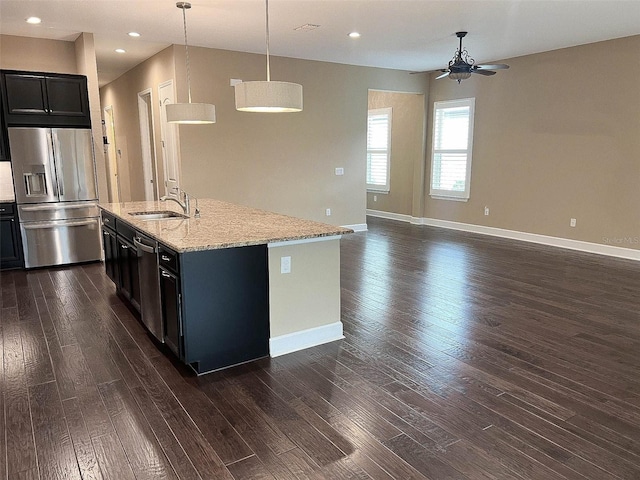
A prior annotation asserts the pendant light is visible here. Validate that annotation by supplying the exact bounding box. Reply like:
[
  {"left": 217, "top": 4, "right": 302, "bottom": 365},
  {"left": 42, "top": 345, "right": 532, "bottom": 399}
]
[
  {"left": 166, "top": 2, "right": 216, "bottom": 124},
  {"left": 234, "top": 0, "right": 303, "bottom": 113}
]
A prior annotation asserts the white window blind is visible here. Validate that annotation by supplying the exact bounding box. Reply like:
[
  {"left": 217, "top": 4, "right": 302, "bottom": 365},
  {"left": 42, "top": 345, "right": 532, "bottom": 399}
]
[
  {"left": 430, "top": 98, "right": 475, "bottom": 200},
  {"left": 367, "top": 107, "right": 392, "bottom": 192}
]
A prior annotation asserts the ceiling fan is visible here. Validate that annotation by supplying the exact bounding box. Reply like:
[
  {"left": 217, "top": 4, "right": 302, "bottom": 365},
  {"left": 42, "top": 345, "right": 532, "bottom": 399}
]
[{"left": 436, "top": 32, "right": 509, "bottom": 83}]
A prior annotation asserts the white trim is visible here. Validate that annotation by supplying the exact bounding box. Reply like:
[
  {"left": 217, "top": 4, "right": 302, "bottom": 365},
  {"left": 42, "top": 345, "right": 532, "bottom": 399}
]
[
  {"left": 270, "top": 321, "right": 344, "bottom": 357},
  {"left": 366, "top": 210, "right": 640, "bottom": 261},
  {"left": 429, "top": 195, "right": 469, "bottom": 202},
  {"left": 343, "top": 223, "right": 368, "bottom": 232},
  {"left": 367, "top": 209, "right": 425, "bottom": 225},
  {"left": 268, "top": 235, "right": 341, "bottom": 249}
]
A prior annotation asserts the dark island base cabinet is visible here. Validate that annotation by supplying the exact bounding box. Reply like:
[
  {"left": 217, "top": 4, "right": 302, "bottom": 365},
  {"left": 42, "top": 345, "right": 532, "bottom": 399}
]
[
  {"left": 100, "top": 211, "right": 140, "bottom": 312},
  {"left": 160, "top": 245, "right": 270, "bottom": 374}
]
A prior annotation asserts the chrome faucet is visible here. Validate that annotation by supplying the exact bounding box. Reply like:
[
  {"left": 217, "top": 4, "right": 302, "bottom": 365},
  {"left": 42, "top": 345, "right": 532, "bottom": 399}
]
[{"left": 160, "top": 189, "right": 190, "bottom": 216}]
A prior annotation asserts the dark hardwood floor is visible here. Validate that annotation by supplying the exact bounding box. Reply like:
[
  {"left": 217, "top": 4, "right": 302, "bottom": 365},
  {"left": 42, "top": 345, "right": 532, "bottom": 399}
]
[{"left": 1, "top": 215, "right": 640, "bottom": 479}]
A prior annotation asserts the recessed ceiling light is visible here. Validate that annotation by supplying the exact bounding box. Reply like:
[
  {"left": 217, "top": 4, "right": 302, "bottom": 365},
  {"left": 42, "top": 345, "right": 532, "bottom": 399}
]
[
  {"left": 26, "top": 17, "right": 41, "bottom": 24},
  {"left": 348, "top": 31, "right": 361, "bottom": 38},
  {"left": 128, "top": 32, "right": 141, "bottom": 37},
  {"left": 115, "top": 48, "right": 126, "bottom": 54}
]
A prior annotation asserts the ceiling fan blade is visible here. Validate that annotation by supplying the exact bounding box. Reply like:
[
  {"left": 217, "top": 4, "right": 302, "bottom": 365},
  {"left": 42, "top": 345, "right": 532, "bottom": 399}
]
[
  {"left": 475, "top": 64, "right": 510, "bottom": 70},
  {"left": 472, "top": 69, "right": 496, "bottom": 76},
  {"left": 409, "top": 71, "right": 429, "bottom": 75},
  {"left": 435, "top": 71, "right": 450, "bottom": 79}
]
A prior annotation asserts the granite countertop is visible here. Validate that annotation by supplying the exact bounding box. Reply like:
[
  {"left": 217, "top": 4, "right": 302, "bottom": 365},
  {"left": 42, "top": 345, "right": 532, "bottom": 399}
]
[{"left": 99, "top": 199, "right": 353, "bottom": 253}]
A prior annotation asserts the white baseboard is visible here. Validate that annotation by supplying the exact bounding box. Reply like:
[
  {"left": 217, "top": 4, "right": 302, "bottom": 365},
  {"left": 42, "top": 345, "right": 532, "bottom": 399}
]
[
  {"left": 270, "top": 321, "right": 344, "bottom": 357},
  {"left": 343, "top": 223, "right": 368, "bottom": 232},
  {"left": 366, "top": 209, "right": 640, "bottom": 261}
]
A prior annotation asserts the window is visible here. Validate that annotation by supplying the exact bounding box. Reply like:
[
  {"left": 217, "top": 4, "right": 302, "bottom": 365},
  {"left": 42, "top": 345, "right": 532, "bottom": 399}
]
[
  {"left": 430, "top": 98, "right": 475, "bottom": 200},
  {"left": 366, "top": 107, "right": 392, "bottom": 192}
]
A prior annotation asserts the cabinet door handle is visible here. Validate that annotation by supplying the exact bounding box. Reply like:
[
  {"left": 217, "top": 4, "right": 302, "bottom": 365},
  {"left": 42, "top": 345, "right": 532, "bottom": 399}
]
[
  {"left": 103, "top": 218, "right": 110, "bottom": 224},
  {"left": 161, "top": 255, "right": 171, "bottom": 261},
  {"left": 0, "top": 208, "right": 6, "bottom": 212},
  {"left": 161, "top": 270, "right": 172, "bottom": 278},
  {"left": 121, "top": 244, "right": 128, "bottom": 250}
]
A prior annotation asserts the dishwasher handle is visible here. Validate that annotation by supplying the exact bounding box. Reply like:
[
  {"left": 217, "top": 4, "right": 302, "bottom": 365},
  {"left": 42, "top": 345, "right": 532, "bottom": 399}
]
[{"left": 134, "top": 236, "right": 157, "bottom": 254}]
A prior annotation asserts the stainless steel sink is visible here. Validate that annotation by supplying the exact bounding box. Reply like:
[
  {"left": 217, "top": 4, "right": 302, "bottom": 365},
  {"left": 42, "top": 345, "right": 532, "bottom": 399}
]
[{"left": 128, "top": 210, "right": 188, "bottom": 220}]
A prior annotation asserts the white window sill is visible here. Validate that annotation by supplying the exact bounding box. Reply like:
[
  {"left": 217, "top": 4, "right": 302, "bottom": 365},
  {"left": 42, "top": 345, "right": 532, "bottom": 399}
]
[
  {"left": 367, "top": 189, "right": 389, "bottom": 194},
  {"left": 429, "top": 194, "right": 469, "bottom": 202}
]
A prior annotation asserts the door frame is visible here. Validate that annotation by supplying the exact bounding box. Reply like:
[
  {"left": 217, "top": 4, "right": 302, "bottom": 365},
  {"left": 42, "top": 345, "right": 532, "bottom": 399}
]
[
  {"left": 102, "top": 105, "right": 121, "bottom": 203},
  {"left": 137, "top": 88, "right": 159, "bottom": 201},
  {"left": 158, "top": 79, "right": 180, "bottom": 198}
]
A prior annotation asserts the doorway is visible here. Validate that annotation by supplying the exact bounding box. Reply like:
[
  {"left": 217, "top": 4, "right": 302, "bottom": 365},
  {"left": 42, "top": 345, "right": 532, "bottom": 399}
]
[
  {"left": 158, "top": 80, "right": 180, "bottom": 197},
  {"left": 137, "top": 89, "right": 159, "bottom": 201},
  {"left": 366, "top": 90, "right": 426, "bottom": 219},
  {"left": 103, "top": 105, "right": 121, "bottom": 203}
]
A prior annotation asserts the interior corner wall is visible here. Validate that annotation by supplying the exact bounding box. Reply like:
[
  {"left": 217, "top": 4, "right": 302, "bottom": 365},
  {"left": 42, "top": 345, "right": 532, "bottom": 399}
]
[
  {"left": 366, "top": 90, "right": 426, "bottom": 217},
  {"left": 75, "top": 33, "right": 109, "bottom": 203},
  {"left": 424, "top": 35, "right": 640, "bottom": 251},
  {"left": 99, "top": 46, "right": 177, "bottom": 202},
  {"left": 173, "top": 46, "right": 428, "bottom": 227},
  {"left": 0, "top": 34, "right": 78, "bottom": 73}
]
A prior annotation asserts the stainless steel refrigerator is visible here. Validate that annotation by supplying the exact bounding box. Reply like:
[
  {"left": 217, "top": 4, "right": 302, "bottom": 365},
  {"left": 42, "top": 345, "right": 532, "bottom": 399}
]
[{"left": 8, "top": 127, "right": 102, "bottom": 268}]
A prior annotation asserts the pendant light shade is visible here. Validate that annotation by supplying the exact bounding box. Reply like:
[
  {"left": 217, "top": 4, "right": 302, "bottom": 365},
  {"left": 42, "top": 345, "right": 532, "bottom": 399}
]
[
  {"left": 166, "top": 102, "right": 216, "bottom": 124},
  {"left": 168, "top": 2, "right": 216, "bottom": 124},
  {"left": 234, "top": 0, "right": 303, "bottom": 113},
  {"left": 235, "top": 81, "right": 302, "bottom": 112}
]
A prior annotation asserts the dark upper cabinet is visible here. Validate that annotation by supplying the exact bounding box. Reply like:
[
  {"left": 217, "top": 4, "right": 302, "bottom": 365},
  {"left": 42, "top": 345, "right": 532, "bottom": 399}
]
[{"left": 1, "top": 71, "right": 90, "bottom": 127}]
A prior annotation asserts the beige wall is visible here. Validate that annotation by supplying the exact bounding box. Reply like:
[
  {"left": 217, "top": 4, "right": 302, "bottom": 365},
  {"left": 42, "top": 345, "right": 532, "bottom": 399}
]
[
  {"left": 75, "top": 33, "right": 108, "bottom": 202},
  {"left": 366, "top": 90, "right": 426, "bottom": 217},
  {"left": 0, "top": 35, "right": 77, "bottom": 74},
  {"left": 99, "top": 46, "right": 176, "bottom": 202},
  {"left": 173, "top": 46, "right": 428, "bottom": 226},
  {"left": 268, "top": 239, "right": 341, "bottom": 338},
  {"left": 425, "top": 35, "right": 640, "bottom": 250}
]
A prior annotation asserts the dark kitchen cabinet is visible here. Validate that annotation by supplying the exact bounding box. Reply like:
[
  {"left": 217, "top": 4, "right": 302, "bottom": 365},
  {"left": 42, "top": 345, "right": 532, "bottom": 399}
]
[
  {"left": 1, "top": 71, "right": 90, "bottom": 127},
  {"left": 0, "top": 203, "right": 24, "bottom": 270},
  {"left": 102, "top": 226, "right": 118, "bottom": 283},
  {"left": 101, "top": 211, "right": 140, "bottom": 312},
  {"left": 0, "top": 90, "right": 8, "bottom": 161},
  {"left": 159, "top": 263, "right": 183, "bottom": 358}
]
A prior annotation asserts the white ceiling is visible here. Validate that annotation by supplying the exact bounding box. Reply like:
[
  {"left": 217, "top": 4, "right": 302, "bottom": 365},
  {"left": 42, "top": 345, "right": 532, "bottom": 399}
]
[{"left": 1, "top": 0, "right": 639, "bottom": 86}]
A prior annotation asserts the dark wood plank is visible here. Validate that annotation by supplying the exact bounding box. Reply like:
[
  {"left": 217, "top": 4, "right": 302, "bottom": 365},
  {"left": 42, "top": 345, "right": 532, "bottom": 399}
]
[
  {"left": 29, "top": 380, "right": 82, "bottom": 479},
  {"left": 62, "top": 397, "right": 105, "bottom": 480},
  {"left": 2, "top": 322, "right": 37, "bottom": 474},
  {"left": 97, "top": 379, "right": 178, "bottom": 480},
  {"left": 91, "top": 432, "right": 136, "bottom": 480}
]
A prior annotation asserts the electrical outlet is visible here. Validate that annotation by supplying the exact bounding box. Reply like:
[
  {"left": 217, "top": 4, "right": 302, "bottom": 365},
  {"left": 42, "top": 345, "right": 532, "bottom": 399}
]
[
  {"left": 335, "top": 167, "right": 344, "bottom": 176},
  {"left": 373, "top": 195, "right": 377, "bottom": 202},
  {"left": 280, "top": 256, "right": 291, "bottom": 274},
  {"left": 325, "top": 208, "right": 331, "bottom": 216},
  {"left": 570, "top": 218, "right": 576, "bottom": 227},
  {"left": 484, "top": 206, "right": 490, "bottom": 216}
]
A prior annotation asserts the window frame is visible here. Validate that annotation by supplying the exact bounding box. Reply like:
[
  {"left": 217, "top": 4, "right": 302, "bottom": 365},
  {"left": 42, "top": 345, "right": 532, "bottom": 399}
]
[
  {"left": 366, "top": 107, "right": 392, "bottom": 193},
  {"left": 429, "top": 98, "right": 475, "bottom": 201}
]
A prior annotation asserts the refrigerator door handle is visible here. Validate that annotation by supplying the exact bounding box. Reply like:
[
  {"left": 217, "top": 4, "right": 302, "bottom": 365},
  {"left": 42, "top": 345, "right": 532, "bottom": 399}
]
[
  {"left": 21, "top": 204, "right": 91, "bottom": 212},
  {"left": 22, "top": 220, "right": 97, "bottom": 230},
  {"left": 51, "top": 132, "right": 64, "bottom": 196},
  {"left": 46, "top": 131, "right": 61, "bottom": 198}
]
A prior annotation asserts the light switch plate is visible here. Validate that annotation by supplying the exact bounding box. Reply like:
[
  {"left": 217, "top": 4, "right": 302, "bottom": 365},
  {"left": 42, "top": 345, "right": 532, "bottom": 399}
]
[
  {"left": 335, "top": 167, "right": 344, "bottom": 176},
  {"left": 280, "top": 256, "right": 291, "bottom": 274}
]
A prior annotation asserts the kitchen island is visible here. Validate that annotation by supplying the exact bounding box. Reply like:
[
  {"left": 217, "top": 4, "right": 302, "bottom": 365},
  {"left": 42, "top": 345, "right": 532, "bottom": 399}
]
[{"left": 99, "top": 199, "right": 352, "bottom": 374}]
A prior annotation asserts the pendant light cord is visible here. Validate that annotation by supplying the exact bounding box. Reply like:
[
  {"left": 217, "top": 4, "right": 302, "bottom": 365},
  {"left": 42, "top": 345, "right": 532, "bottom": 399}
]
[
  {"left": 181, "top": 4, "right": 192, "bottom": 103},
  {"left": 265, "top": 0, "right": 271, "bottom": 82}
]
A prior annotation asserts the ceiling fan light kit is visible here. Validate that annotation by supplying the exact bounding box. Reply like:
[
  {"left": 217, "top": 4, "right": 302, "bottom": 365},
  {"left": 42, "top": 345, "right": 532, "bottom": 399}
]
[
  {"left": 234, "top": 0, "right": 303, "bottom": 113},
  {"left": 166, "top": 1, "right": 217, "bottom": 124},
  {"left": 438, "top": 31, "right": 509, "bottom": 84}
]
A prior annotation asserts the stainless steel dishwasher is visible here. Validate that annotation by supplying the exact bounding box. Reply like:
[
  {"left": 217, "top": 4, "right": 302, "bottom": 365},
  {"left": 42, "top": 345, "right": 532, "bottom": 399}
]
[{"left": 134, "top": 232, "right": 164, "bottom": 342}]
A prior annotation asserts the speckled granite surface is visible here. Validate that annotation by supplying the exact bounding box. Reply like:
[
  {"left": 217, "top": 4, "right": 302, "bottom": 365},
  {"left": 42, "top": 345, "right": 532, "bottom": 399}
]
[{"left": 99, "top": 199, "right": 353, "bottom": 253}]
